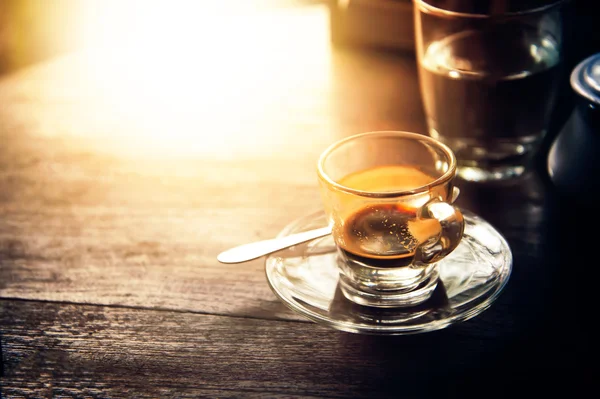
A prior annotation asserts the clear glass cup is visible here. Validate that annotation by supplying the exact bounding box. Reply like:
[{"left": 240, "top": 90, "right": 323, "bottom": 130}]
[
  {"left": 413, "top": 0, "right": 566, "bottom": 182},
  {"left": 317, "top": 131, "right": 464, "bottom": 308}
]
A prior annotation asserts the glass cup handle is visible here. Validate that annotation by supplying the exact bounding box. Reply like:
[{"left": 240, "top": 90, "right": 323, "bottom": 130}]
[{"left": 414, "top": 199, "right": 465, "bottom": 265}]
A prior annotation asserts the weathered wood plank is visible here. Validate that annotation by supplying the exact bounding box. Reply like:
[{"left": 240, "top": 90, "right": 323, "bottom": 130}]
[
  {"left": 0, "top": 299, "right": 547, "bottom": 398},
  {"left": 1, "top": 300, "right": 592, "bottom": 398},
  {"left": 0, "top": 151, "right": 319, "bottom": 321}
]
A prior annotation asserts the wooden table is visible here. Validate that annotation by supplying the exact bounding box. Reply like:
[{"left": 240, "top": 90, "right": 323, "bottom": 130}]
[{"left": 0, "top": 4, "right": 595, "bottom": 398}]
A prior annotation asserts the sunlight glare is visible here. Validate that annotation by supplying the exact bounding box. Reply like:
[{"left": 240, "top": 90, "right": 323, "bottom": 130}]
[{"left": 77, "top": 0, "right": 332, "bottom": 159}]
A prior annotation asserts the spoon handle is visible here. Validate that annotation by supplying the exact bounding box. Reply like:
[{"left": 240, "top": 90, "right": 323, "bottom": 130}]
[{"left": 217, "top": 226, "right": 332, "bottom": 264}]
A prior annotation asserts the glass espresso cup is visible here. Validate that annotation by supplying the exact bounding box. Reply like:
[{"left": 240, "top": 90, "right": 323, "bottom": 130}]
[{"left": 317, "top": 131, "right": 464, "bottom": 308}]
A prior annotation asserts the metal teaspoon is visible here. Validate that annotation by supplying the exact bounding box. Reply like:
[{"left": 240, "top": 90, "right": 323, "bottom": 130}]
[{"left": 217, "top": 226, "right": 332, "bottom": 264}]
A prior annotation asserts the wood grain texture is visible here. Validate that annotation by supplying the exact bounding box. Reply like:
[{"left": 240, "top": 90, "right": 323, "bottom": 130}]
[
  {"left": 0, "top": 142, "right": 318, "bottom": 321},
  {"left": 1, "top": 300, "right": 591, "bottom": 399}
]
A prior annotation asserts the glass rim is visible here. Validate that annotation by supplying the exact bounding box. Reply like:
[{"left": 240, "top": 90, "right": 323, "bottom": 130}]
[
  {"left": 413, "top": 0, "right": 567, "bottom": 19},
  {"left": 317, "top": 131, "right": 457, "bottom": 198}
]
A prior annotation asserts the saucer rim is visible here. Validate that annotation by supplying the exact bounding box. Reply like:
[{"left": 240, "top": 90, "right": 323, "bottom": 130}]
[{"left": 265, "top": 209, "right": 513, "bottom": 335}]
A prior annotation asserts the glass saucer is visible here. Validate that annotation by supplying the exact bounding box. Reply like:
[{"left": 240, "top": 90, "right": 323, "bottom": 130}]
[{"left": 265, "top": 209, "right": 512, "bottom": 335}]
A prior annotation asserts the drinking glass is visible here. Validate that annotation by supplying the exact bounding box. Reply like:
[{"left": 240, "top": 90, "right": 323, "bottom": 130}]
[
  {"left": 317, "top": 131, "right": 464, "bottom": 307},
  {"left": 414, "top": 0, "right": 566, "bottom": 182}
]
